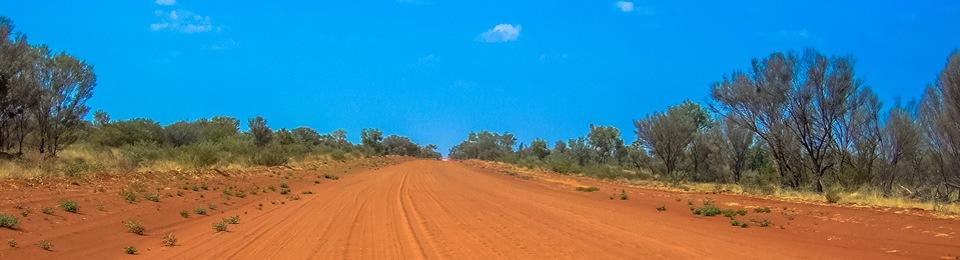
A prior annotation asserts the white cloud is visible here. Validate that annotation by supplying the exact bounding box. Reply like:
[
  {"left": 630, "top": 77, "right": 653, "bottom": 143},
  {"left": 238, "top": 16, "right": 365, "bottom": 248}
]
[
  {"left": 155, "top": 0, "right": 176, "bottom": 6},
  {"left": 150, "top": 10, "right": 215, "bottom": 34},
  {"left": 615, "top": 1, "right": 634, "bottom": 12},
  {"left": 478, "top": 24, "right": 521, "bottom": 43}
]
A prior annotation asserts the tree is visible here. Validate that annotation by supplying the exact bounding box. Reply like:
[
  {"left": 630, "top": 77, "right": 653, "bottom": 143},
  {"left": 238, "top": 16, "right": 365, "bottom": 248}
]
[
  {"left": 248, "top": 116, "right": 272, "bottom": 147},
  {"left": 448, "top": 131, "right": 515, "bottom": 161},
  {"left": 881, "top": 105, "right": 922, "bottom": 194},
  {"left": 918, "top": 51, "right": 960, "bottom": 195},
  {"left": 721, "top": 116, "right": 753, "bottom": 183},
  {"left": 520, "top": 139, "right": 549, "bottom": 160},
  {"left": 291, "top": 127, "right": 321, "bottom": 145},
  {"left": 36, "top": 52, "right": 96, "bottom": 156},
  {"left": 382, "top": 135, "right": 420, "bottom": 156},
  {"left": 587, "top": 124, "right": 625, "bottom": 164},
  {"left": 635, "top": 101, "right": 706, "bottom": 178},
  {"left": 360, "top": 128, "right": 384, "bottom": 155},
  {"left": 712, "top": 52, "right": 804, "bottom": 189},
  {"left": 567, "top": 136, "right": 592, "bottom": 166}
]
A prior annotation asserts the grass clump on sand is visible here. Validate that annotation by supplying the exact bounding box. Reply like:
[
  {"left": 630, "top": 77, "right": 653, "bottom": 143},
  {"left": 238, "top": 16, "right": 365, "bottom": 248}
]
[
  {"left": 0, "top": 214, "right": 19, "bottom": 229},
  {"left": 59, "top": 200, "right": 79, "bottom": 213},
  {"left": 692, "top": 202, "right": 722, "bottom": 217},
  {"left": 575, "top": 186, "right": 599, "bottom": 192},
  {"left": 213, "top": 221, "right": 229, "bottom": 232},
  {"left": 124, "top": 220, "right": 146, "bottom": 235}
]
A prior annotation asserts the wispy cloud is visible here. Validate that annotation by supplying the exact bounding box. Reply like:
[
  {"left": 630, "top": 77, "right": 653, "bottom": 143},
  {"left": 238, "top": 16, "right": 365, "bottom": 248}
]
[
  {"left": 478, "top": 24, "right": 521, "bottom": 43},
  {"left": 150, "top": 10, "right": 215, "bottom": 34},
  {"left": 155, "top": 0, "right": 176, "bottom": 6},
  {"left": 615, "top": 1, "right": 634, "bottom": 12}
]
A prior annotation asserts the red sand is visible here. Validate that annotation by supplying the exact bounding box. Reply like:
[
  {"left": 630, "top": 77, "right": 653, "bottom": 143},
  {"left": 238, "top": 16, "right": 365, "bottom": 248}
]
[{"left": 1, "top": 159, "right": 958, "bottom": 259}]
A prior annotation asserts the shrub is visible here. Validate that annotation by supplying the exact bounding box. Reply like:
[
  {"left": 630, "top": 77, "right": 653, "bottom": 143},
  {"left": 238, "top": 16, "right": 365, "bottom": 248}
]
[
  {"left": 121, "top": 189, "right": 137, "bottom": 203},
  {"left": 722, "top": 209, "right": 737, "bottom": 218},
  {"left": 825, "top": 189, "right": 842, "bottom": 203},
  {"left": 280, "top": 188, "right": 291, "bottom": 195},
  {"left": 279, "top": 182, "right": 289, "bottom": 189},
  {"left": 752, "top": 218, "right": 771, "bottom": 227},
  {"left": 38, "top": 240, "right": 53, "bottom": 251},
  {"left": 42, "top": 207, "right": 54, "bottom": 215},
  {"left": 124, "top": 220, "right": 146, "bottom": 235},
  {"left": 180, "top": 210, "right": 190, "bottom": 218},
  {"left": 224, "top": 215, "right": 240, "bottom": 224},
  {"left": 59, "top": 200, "right": 79, "bottom": 213},
  {"left": 736, "top": 209, "right": 748, "bottom": 216},
  {"left": 162, "top": 233, "right": 177, "bottom": 247},
  {"left": 730, "top": 220, "right": 748, "bottom": 228},
  {"left": 575, "top": 186, "right": 599, "bottom": 192},
  {"left": 692, "top": 203, "right": 722, "bottom": 216},
  {"left": 754, "top": 207, "right": 771, "bottom": 213},
  {"left": 144, "top": 193, "right": 160, "bottom": 202},
  {"left": 302, "top": 191, "right": 314, "bottom": 195},
  {"left": 7, "top": 239, "right": 16, "bottom": 248},
  {"left": 656, "top": 206, "right": 667, "bottom": 212},
  {"left": 323, "top": 174, "right": 340, "bottom": 180},
  {"left": 195, "top": 208, "right": 207, "bottom": 215},
  {"left": 252, "top": 145, "right": 288, "bottom": 166},
  {"left": 179, "top": 142, "right": 220, "bottom": 168},
  {"left": 619, "top": 189, "right": 629, "bottom": 200},
  {"left": 125, "top": 246, "right": 138, "bottom": 255},
  {"left": 213, "top": 221, "right": 228, "bottom": 232},
  {"left": 0, "top": 214, "right": 19, "bottom": 229}
]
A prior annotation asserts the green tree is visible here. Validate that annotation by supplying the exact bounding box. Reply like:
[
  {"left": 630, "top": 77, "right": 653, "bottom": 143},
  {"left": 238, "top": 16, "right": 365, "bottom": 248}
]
[{"left": 248, "top": 116, "right": 272, "bottom": 147}]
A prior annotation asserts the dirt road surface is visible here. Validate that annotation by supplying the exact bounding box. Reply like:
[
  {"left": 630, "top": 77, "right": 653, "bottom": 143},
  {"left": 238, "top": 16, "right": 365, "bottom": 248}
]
[{"left": 1, "top": 159, "right": 958, "bottom": 259}]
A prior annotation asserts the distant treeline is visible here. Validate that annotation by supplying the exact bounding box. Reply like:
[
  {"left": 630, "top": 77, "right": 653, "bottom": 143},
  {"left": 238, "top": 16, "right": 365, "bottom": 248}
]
[
  {"left": 451, "top": 49, "right": 960, "bottom": 202},
  {"left": 0, "top": 17, "right": 439, "bottom": 172}
]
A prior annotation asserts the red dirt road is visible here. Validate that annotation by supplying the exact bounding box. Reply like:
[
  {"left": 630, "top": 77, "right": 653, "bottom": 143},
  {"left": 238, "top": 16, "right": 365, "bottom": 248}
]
[{"left": 2, "top": 159, "right": 959, "bottom": 259}]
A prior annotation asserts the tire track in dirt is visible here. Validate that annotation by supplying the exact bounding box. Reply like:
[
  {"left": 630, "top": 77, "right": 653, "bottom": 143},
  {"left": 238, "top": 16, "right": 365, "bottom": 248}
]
[{"left": 12, "top": 159, "right": 955, "bottom": 259}]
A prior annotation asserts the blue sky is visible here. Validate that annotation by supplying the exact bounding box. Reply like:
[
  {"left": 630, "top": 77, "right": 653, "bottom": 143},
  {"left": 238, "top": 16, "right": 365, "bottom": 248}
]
[{"left": 2, "top": 0, "right": 959, "bottom": 153}]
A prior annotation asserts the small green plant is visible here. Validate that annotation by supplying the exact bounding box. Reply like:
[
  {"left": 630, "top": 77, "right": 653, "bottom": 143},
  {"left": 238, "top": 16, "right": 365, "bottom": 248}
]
[
  {"left": 213, "top": 221, "right": 228, "bottom": 232},
  {"left": 754, "top": 207, "right": 771, "bottom": 213},
  {"left": 124, "top": 220, "right": 146, "bottom": 235},
  {"left": 224, "top": 215, "right": 240, "bottom": 224},
  {"left": 736, "top": 209, "right": 748, "bottom": 216},
  {"left": 41, "top": 207, "right": 54, "bottom": 215},
  {"left": 162, "top": 233, "right": 177, "bottom": 247},
  {"left": 280, "top": 188, "right": 291, "bottom": 195},
  {"left": 279, "top": 182, "right": 290, "bottom": 189},
  {"left": 656, "top": 206, "right": 667, "bottom": 212},
  {"left": 59, "top": 200, "right": 79, "bottom": 213},
  {"left": 121, "top": 189, "right": 137, "bottom": 203},
  {"left": 730, "top": 219, "right": 748, "bottom": 228},
  {"left": 180, "top": 210, "right": 190, "bottom": 218},
  {"left": 38, "top": 240, "right": 53, "bottom": 251},
  {"left": 0, "top": 214, "right": 19, "bottom": 229},
  {"left": 825, "top": 189, "right": 842, "bottom": 203},
  {"left": 575, "top": 186, "right": 599, "bottom": 192},
  {"left": 722, "top": 209, "right": 737, "bottom": 218},
  {"left": 125, "top": 246, "right": 138, "bottom": 255},
  {"left": 619, "top": 190, "right": 628, "bottom": 200},
  {"left": 7, "top": 239, "right": 16, "bottom": 248},
  {"left": 692, "top": 203, "right": 722, "bottom": 217},
  {"left": 144, "top": 193, "right": 160, "bottom": 202},
  {"left": 195, "top": 207, "right": 207, "bottom": 215},
  {"left": 752, "top": 218, "right": 771, "bottom": 227}
]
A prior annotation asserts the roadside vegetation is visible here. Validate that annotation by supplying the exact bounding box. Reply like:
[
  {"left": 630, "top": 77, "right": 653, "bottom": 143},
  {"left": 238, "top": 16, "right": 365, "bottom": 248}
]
[
  {"left": 0, "top": 17, "right": 440, "bottom": 180},
  {"left": 450, "top": 49, "right": 960, "bottom": 215}
]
